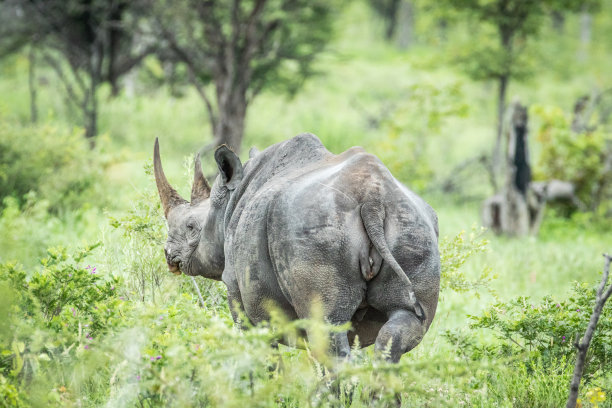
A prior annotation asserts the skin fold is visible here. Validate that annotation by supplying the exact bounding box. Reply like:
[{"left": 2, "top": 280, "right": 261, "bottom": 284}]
[{"left": 154, "top": 133, "right": 440, "bottom": 362}]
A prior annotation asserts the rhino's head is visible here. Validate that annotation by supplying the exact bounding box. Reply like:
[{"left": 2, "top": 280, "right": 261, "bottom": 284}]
[{"left": 153, "top": 138, "right": 243, "bottom": 280}]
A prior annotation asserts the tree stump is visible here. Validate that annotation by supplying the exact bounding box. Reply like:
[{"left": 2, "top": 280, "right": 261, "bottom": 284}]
[{"left": 482, "top": 101, "right": 546, "bottom": 236}]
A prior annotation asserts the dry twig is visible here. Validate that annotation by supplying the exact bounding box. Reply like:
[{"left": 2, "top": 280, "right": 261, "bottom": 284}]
[{"left": 566, "top": 253, "right": 612, "bottom": 408}]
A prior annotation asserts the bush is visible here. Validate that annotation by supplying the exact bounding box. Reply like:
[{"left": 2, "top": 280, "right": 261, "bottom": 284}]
[
  {"left": 0, "top": 119, "right": 103, "bottom": 212},
  {"left": 0, "top": 244, "right": 126, "bottom": 407},
  {"left": 0, "top": 161, "right": 497, "bottom": 407},
  {"left": 531, "top": 104, "right": 612, "bottom": 216},
  {"left": 440, "top": 227, "right": 495, "bottom": 296},
  {"left": 0, "top": 241, "right": 483, "bottom": 408},
  {"left": 445, "top": 281, "right": 612, "bottom": 405}
]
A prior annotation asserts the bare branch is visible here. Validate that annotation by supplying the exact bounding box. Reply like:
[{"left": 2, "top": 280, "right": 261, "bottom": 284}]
[
  {"left": 190, "top": 276, "right": 206, "bottom": 308},
  {"left": 243, "top": 0, "right": 267, "bottom": 62},
  {"left": 112, "top": 44, "right": 157, "bottom": 78},
  {"left": 566, "top": 254, "right": 612, "bottom": 408},
  {"left": 159, "top": 23, "right": 218, "bottom": 129}
]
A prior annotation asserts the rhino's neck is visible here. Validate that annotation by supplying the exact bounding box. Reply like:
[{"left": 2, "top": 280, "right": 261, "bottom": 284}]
[{"left": 191, "top": 198, "right": 228, "bottom": 280}]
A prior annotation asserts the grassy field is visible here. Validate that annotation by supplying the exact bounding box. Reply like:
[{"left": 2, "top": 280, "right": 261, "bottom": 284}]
[{"left": 1, "top": 1, "right": 611, "bottom": 407}]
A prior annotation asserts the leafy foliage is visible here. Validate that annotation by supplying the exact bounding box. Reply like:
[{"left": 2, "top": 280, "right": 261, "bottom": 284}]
[
  {"left": 0, "top": 244, "right": 126, "bottom": 407},
  {"left": 0, "top": 238, "right": 488, "bottom": 407},
  {"left": 440, "top": 227, "right": 495, "bottom": 295},
  {"left": 443, "top": 0, "right": 591, "bottom": 82},
  {"left": 153, "top": 0, "right": 338, "bottom": 98},
  {"left": 532, "top": 104, "right": 612, "bottom": 214},
  {"left": 373, "top": 82, "right": 469, "bottom": 191},
  {"left": 0, "top": 120, "right": 102, "bottom": 212},
  {"left": 445, "top": 281, "right": 612, "bottom": 404}
]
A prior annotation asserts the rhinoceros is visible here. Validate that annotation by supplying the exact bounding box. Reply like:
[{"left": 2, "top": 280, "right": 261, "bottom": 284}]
[{"left": 154, "top": 133, "right": 440, "bottom": 362}]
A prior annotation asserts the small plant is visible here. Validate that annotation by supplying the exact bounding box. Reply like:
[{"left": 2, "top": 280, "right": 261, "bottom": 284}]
[
  {"left": 440, "top": 226, "right": 495, "bottom": 296},
  {"left": 108, "top": 161, "right": 170, "bottom": 303}
]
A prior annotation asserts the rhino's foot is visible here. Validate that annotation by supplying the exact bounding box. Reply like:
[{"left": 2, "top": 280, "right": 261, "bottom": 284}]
[{"left": 374, "top": 309, "right": 424, "bottom": 363}]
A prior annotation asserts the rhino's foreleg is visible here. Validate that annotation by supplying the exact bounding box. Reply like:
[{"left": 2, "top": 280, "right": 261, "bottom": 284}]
[
  {"left": 375, "top": 309, "right": 424, "bottom": 363},
  {"left": 223, "top": 272, "right": 249, "bottom": 329},
  {"left": 228, "top": 293, "right": 249, "bottom": 330}
]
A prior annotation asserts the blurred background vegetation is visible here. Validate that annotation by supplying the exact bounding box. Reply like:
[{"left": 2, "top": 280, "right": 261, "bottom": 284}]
[{"left": 0, "top": 0, "right": 611, "bottom": 406}]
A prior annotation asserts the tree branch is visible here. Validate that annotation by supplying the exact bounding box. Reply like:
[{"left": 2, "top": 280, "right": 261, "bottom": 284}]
[
  {"left": 160, "top": 24, "right": 218, "bottom": 129},
  {"left": 566, "top": 254, "right": 612, "bottom": 408},
  {"left": 112, "top": 44, "right": 157, "bottom": 78},
  {"left": 42, "top": 51, "right": 83, "bottom": 111},
  {"left": 187, "top": 66, "right": 218, "bottom": 132}
]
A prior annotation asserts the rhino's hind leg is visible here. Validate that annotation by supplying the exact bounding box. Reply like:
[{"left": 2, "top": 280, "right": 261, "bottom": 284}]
[
  {"left": 330, "top": 330, "right": 351, "bottom": 358},
  {"left": 375, "top": 309, "right": 425, "bottom": 363}
]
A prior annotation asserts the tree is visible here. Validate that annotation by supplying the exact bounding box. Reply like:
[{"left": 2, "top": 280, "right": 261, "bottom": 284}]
[
  {"left": 443, "top": 0, "right": 596, "bottom": 189},
  {"left": 368, "top": 0, "right": 414, "bottom": 48},
  {"left": 150, "top": 0, "right": 338, "bottom": 153},
  {"left": 0, "top": 0, "right": 155, "bottom": 142},
  {"left": 369, "top": 0, "right": 401, "bottom": 41}
]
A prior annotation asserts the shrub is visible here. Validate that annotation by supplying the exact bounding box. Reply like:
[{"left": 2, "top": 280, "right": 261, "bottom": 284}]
[
  {"left": 440, "top": 227, "right": 495, "bottom": 296},
  {"left": 0, "top": 244, "right": 126, "bottom": 407},
  {"left": 445, "top": 281, "right": 612, "bottom": 405},
  {"left": 531, "top": 104, "right": 611, "bottom": 216},
  {"left": 0, "top": 119, "right": 103, "bottom": 212}
]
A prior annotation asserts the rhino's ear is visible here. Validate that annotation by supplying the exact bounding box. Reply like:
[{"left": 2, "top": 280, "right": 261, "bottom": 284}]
[{"left": 214, "top": 145, "right": 243, "bottom": 191}]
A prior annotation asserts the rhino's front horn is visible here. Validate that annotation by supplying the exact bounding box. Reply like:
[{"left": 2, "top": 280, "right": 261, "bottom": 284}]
[
  {"left": 153, "top": 138, "right": 188, "bottom": 217},
  {"left": 191, "top": 151, "right": 211, "bottom": 205}
]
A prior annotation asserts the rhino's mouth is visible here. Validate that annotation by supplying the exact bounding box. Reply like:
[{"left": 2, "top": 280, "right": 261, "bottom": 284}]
[{"left": 167, "top": 261, "right": 182, "bottom": 275}]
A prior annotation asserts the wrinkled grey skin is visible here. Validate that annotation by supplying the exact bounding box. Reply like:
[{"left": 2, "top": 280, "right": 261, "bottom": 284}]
[{"left": 154, "top": 134, "right": 440, "bottom": 362}]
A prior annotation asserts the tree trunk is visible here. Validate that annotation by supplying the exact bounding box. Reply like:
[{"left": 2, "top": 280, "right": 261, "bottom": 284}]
[
  {"left": 384, "top": 0, "right": 401, "bottom": 41},
  {"left": 566, "top": 254, "right": 612, "bottom": 408},
  {"left": 578, "top": 8, "right": 591, "bottom": 62},
  {"left": 551, "top": 11, "right": 565, "bottom": 34},
  {"left": 492, "top": 74, "right": 509, "bottom": 191},
  {"left": 28, "top": 46, "right": 38, "bottom": 124},
  {"left": 84, "top": 73, "right": 98, "bottom": 147},
  {"left": 396, "top": 0, "right": 414, "bottom": 49},
  {"left": 84, "top": 43, "right": 102, "bottom": 147},
  {"left": 438, "top": 19, "right": 448, "bottom": 43},
  {"left": 214, "top": 84, "right": 247, "bottom": 154},
  {"left": 85, "top": 107, "right": 97, "bottom": 147}
]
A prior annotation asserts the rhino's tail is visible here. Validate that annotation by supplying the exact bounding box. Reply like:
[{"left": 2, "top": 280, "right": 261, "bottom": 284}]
[{"left": 360, "top": 201, "right": 424, "bottom": 319}]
